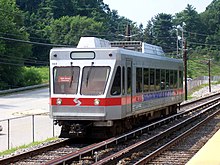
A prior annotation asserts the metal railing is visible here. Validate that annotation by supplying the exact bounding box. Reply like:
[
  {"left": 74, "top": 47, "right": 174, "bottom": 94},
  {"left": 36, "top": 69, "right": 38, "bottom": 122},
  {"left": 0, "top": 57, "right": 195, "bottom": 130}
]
[
  {"left": 0, "top": 113, "right": 60, "bottom": 152},
  {"left": 187, "top": 76, "right": 220, "bottom": 91}
]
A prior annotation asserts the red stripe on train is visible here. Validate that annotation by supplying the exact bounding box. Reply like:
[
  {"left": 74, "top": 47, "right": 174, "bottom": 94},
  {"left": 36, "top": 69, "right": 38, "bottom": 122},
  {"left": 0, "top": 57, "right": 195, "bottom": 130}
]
[
  {"left": 50, "top": 97, "right": 123, "bottom": 106},
  {"left": 50, "top": 89, "right": 184, "bottom": 106}
]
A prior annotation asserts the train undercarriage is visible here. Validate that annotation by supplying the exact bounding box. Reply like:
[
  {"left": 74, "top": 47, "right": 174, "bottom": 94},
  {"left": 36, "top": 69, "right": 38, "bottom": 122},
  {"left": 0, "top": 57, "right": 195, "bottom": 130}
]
[{"left": 55, "top": 104, "right": 178, "bottom": 139}]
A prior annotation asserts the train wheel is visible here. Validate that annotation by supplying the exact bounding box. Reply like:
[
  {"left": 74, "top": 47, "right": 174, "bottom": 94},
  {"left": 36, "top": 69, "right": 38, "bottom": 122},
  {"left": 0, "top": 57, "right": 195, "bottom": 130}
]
[
  {"left": 109, "top": 121, "right": 124, "bottom": 137},
  {"left": 124, "top": 118, "right": 132, "bottom": 131},
  {"left": 109, "top": 124, "right": 117, "bottom": 137}
]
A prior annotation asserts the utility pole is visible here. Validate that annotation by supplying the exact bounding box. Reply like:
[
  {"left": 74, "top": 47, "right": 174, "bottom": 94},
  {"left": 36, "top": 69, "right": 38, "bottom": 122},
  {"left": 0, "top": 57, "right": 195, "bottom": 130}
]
[
  {"left": 208, "top": 59, "right": 211, "bottom": 92},
  {"left": 183, "top": 40, "right": 188, "bottom": 100},
  {"left": 178, "top": 22, "right": 187, "bottom": 100},
  {"left": 176, "top": 29, "right": 179, "bottom": 56},
  {"left": 125, "top": 24, "right": 131, "bottom": 41}
]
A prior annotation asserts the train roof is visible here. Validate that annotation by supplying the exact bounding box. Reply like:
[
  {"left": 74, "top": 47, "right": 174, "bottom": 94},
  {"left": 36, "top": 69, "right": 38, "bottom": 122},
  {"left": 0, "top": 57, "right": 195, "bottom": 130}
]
[
  {"left": 50, "top": 37, "right": 182, "bottom": 63},
  {"left": 76, "top": 37, "right": 181, "bottom": 62},
  {"left": 77, "top": 37, "right": 165, "bottom": 56}
]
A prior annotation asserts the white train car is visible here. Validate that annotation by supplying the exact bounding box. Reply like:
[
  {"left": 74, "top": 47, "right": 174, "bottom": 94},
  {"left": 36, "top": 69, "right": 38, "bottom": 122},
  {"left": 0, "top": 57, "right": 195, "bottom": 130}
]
[{"left": 49, "top": 37, "right": 184, "bottom": 138}]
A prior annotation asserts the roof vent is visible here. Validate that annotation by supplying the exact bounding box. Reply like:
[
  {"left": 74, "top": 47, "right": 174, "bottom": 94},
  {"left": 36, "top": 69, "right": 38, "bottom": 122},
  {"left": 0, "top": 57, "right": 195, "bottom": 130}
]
[
  {"left": 77, "top": 37, "right": 111, "bottom": 48},
  {"left": 110, "top": 41, "right": 165, "bottom": 56}
]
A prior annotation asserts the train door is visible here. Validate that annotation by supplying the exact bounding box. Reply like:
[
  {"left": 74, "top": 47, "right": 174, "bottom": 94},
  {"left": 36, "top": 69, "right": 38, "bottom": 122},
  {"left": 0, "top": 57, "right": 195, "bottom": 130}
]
[{"left": 126, "top": 59, "right": 132, "bottom": 114}]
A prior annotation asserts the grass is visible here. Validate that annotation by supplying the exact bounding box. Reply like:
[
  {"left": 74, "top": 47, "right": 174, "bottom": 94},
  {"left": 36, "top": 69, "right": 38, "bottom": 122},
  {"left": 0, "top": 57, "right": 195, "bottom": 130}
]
[
  {"left": 0, "top": 137, "right": 58, "bottom": 156},
  {"left": 187, "top": 81, "right": 220, "bottom": 99},
  {"left": 187, "top": 83, "right": 208, "bottom": 97},
  {"left": 187, "top": 57, "right": 220, "bottom": 79}
]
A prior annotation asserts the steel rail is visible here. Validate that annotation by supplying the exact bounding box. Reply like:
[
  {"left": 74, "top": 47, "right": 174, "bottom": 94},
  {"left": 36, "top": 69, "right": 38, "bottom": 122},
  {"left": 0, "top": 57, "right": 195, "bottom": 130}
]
[
  {"left": 1, "top": 93, "right": 219, "bottom": 164},
  {"left": 0, "top": 139, "right": 70, "bottom": 165},
  {"left": 44, "top": 97, "right": 220, "bottom": 165},
  {"left": 181, "top": 92, "right": 220, "bottom": 107},
  {"left": 93, "top": 102, "right": 220, "bottom": 165},
  {"left": 134, "top": 103, "right": 220, "bottom": 165}
]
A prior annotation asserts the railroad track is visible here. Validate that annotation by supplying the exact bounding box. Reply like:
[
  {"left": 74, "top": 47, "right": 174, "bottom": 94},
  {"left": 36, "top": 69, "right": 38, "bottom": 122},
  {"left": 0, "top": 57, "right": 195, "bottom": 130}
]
[
  {"left": 132, "top": 104, "right": 220, "bottom": 164},
  {"left": 180, "top": 92, "right": 220, "bottom": 111},
  {"left": 0, "top": 139, "right": 87, "bottom": 165},
  {"left": 143, "top": 114, "right": 220, "bottom": 164},
  {"left": 0, "top": 93, "right": 220, "bottom": 164}
]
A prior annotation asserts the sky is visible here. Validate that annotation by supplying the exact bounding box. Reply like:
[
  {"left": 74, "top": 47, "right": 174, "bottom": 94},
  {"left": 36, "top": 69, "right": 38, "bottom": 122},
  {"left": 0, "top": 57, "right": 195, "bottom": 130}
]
[{"left": 103, "top": 0, "right": 213, "bottom": 26}]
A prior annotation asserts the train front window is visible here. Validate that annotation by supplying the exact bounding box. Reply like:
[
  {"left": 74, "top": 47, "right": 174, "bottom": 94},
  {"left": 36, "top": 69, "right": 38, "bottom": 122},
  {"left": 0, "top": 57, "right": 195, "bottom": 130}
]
[
  {"left": 53, "top": 66, "right": 80, "bottom": 94},
  {"left": 81, "top": 66, "right": 110, "bottom": 95}
]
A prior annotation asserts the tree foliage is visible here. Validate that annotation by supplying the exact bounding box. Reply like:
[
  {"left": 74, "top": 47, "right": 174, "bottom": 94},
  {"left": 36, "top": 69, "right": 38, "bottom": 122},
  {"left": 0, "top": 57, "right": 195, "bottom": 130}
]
[
  {"left": 151, "top": 13, "right": 175, "bottom": 53},
  {"left": 173, "top": 4, "right": 205, "bottom": 49},
  {"left": 49, "top": 15, "right": 105, "bottom": 45},
  {"left": 0, "top": 0, "right": 31, "bottom": 89},
  {"left": 200, "top": 0, "right": 220, "bottom": 51},
  {"left": 1, "top": 0, "right": 220, "bottom": 89}
]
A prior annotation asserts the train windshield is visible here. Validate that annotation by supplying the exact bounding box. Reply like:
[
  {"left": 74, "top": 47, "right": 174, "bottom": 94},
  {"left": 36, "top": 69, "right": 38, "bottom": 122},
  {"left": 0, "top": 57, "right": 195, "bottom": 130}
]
[
  {"left": 81, "top": 66, "right": 110, "bottom": 95},
  {"left": 53, "top": 66, "right": 80, "bottom": 94}
]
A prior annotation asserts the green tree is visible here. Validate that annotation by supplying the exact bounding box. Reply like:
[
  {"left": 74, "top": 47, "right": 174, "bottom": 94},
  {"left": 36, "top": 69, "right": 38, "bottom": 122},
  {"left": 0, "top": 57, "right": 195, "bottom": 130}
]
[
  {"left": 49, "top": 15, "right": 105, "bottom": 45},
  {"left": 0, "top": 0, "right": 31, "bottom": 89},
  {"left": 143, "top": 20, "right": 154, "bottom": 44},
  {"left": 201, "top": 0, "right": 220, "bottom": 51},
  {"left": 151, "top": 13, "right": 175, "bottom": 53},
  {"left": 174, "top": 4, "right": 205, "bottom": 49},
  {"left": 16, "top": 0, "right": 42, "bottom": 13}
]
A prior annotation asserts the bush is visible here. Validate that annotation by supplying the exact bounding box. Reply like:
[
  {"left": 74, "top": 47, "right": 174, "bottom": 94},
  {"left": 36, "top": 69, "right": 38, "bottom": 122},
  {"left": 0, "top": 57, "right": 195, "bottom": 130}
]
[
  {"left": 0, "top": 66, "right": 49, "bottom": 90},
  {"left": 0, "top": 82, "right": 8, "bottom": 90},
  {"left": 35, "top": 67, "right": 49, "bottom": 83},
  {"left": 22, "top": 67, "right": 43, "bottom": 86}
]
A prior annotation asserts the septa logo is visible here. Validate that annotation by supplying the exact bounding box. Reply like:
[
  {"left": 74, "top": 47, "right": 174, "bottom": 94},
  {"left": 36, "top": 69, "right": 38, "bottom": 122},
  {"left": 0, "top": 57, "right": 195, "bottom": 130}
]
[{"left": 73, "top": 98, "right": 81, "bottom": 106}]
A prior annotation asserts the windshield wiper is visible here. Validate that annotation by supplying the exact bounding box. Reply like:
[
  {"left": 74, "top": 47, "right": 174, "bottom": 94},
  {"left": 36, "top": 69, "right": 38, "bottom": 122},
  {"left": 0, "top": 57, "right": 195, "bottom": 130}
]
[
  {"left": 86, "top": 67, "right": 92, "bottom": 87},
  {"left": 69, "top": 62, "right": 74, "bottom": 88},
  {"left": 86, "top": 62, "right": 94, "bottom": 87}
]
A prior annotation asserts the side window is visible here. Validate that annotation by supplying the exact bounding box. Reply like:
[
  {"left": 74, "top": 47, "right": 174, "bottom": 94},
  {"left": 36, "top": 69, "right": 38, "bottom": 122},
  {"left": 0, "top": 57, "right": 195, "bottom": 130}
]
[
  {"left": 174, "top": 70, "right": 178, "bottom": 88},
  {"left": 155, "top": 69, "right": 160, "bottom": 91},
  {"left": 111, "top": 66, "right": 121, "bottom": 95},
  {"left": 166, "top": 70, "right": 170, "bottom": 89},
  {"left": 161, "top": 69, "right": 166, "bottom": 90},
  {"left": 136, "top": 67, "right": 143, "bottom": 93},
  {"left": 150, "top": 69, "right": 155, "bottom": 91},
  {"left": 170, "top": 70, "right": 174, "bottom": 89},
  {"left": 122, "top": 66, "right": 125, "bottom": 95},
  {"left": 143, "top": 68, "right": 149, "bottom": 92},
  {"left": 127, "top": 67, "right": 132, "bottom": 94},
  {"left": 179, "top": 71, "right": 183, "bottom": 88}
]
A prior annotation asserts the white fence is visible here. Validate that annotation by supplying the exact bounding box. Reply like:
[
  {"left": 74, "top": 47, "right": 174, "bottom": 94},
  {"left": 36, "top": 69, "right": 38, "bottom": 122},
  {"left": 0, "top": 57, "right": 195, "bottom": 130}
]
[
  {"left": 0, "top": 114, "right": 60, "bottom": 152},
  {"left": 187, "top": 76, "right": 220, "bottom": 91}
]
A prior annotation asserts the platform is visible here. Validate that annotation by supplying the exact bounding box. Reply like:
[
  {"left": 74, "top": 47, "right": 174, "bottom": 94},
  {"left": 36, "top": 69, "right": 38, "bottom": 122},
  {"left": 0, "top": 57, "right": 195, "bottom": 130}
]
[{"left": 186, "top": 128, "right": 220, "bottom": 165}]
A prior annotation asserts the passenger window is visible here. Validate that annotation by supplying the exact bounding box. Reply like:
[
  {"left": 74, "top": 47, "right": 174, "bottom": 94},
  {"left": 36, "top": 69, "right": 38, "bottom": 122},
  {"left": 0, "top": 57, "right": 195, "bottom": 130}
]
[
  {"left": 144, "top": 68, "right": 149, "bottom": 92},
  {"left": 136, "top": 67, "right": 143, "bottom": 93},
  {"left": 155, "top": 69, "right": 160, "bottom": 91},
  {"left": 174, "top": 70, "right": 178, "bottom": 88},
  {"left": 166, "top": 70, "right": 170, "bottom": 89},
  {"left": 150, "top": 69, "right": 155, "bottom": 91},
  {"left": 179, "top": 71, "right": 183, "bottom": 88},
  {"left": 111, "top": 66, "right": 121, "bottom": 95},
  {"left": 127, "top": 67, "right": 132, "bottom": 94},
  {"left": 122, "top": 66, "right": 125, "bottom": 95},
  {"left": 170, "top": 70, "right": 174, "bottom": 89},
  {"left": 161, "top": 69, "right": 166, "bottom": 90}
]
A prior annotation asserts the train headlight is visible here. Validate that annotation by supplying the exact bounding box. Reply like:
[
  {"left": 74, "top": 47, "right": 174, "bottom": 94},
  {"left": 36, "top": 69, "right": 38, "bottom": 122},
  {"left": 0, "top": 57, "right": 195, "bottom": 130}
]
[
  {"left": 94, "top": 99, "right": 100, "bottom": 106},
  {"left": 56, "top": 98, "right": 62, "bottom": 105}
]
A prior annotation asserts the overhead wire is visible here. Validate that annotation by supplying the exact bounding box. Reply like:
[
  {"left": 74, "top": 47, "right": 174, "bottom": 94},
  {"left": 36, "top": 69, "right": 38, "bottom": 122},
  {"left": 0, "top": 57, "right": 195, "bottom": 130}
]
[
  {"left": 0, "top": 36, "right": 70, "bottom": 47},
  {"left": 0, "top": 57, "right": 49, "bottom": 65}
]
